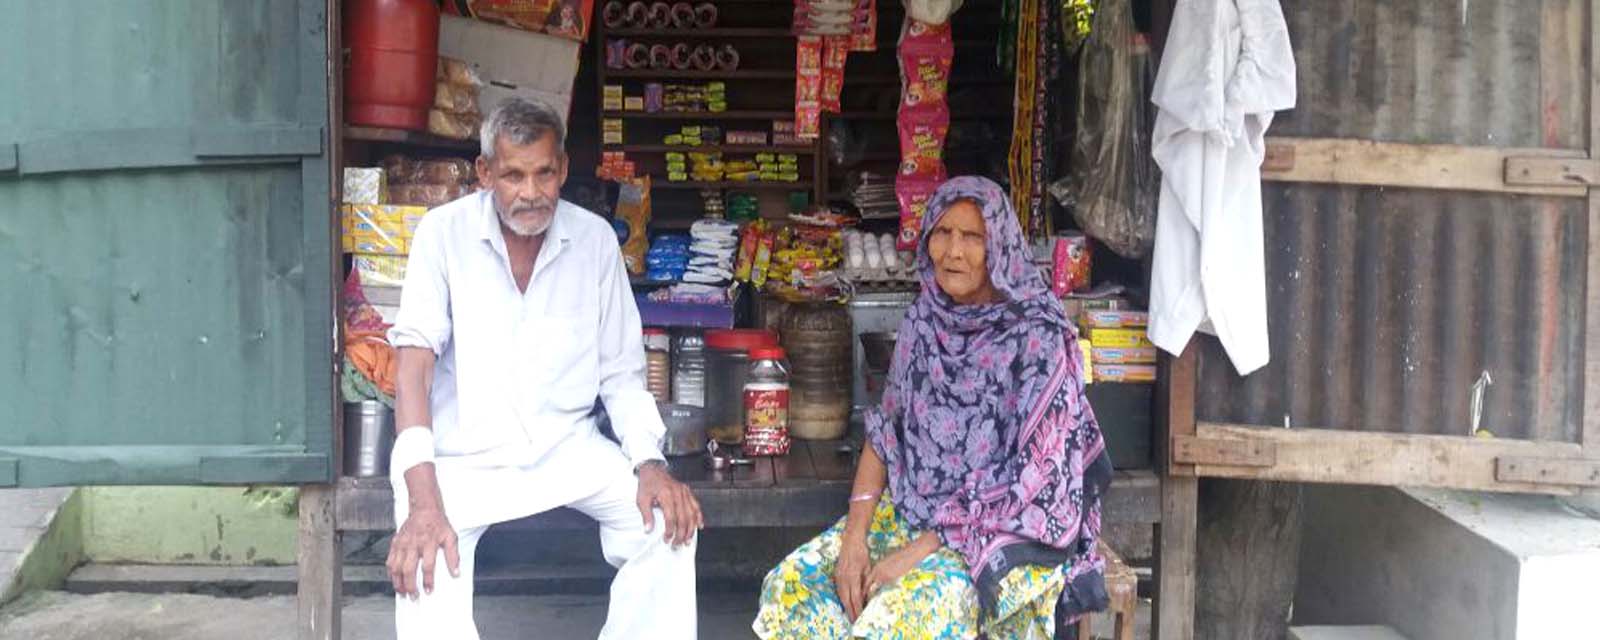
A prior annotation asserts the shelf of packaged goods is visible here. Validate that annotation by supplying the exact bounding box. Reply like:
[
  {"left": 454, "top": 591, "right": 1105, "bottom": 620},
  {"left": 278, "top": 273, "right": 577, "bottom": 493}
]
[
  {"left": 651, "top": 180, "right": 812, "bottom": 190},
  {"left": 343, "top": 126, "right": 478, "bottom": 152},
  {"left": 604, "top": 68, "right": 793, "bottom": 80},
  {"left": 606, "top": 144, "right": 815, "bottom": 154},
  {"left": 604, "top": 27, "right": 794, "bottom": 38},
  {"left": 602, "top": 110, "right": 794, "bottom": 120}
]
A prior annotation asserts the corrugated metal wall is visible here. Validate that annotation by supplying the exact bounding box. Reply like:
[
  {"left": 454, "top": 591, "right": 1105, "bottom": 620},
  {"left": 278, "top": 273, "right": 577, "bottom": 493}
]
[{"left": 1194, "top": 0, "right": 1590, "bottom": 443}]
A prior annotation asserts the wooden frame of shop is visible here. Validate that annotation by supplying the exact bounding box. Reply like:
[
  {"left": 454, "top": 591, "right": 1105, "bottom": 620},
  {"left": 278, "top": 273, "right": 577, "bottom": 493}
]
[
  {"left": 311, "top": 2, "right": 1600, "bottom": 639},
  {"left": 8, "top": 2, "right": 1595, "bottom": 640},
  {"left": 301, "top": 2, "right": 1167, "bottom": 639},
  {"left": 1150, "top": 2, "right": 1600, "bottom": 637}
]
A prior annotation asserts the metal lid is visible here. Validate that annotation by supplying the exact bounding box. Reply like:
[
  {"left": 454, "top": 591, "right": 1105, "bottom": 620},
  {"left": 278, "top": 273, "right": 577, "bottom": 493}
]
[
  {"left": 704, "top": 329, "right": 779, "bottom": 352},
  {"left": 749, "top": 346, "right": 786, "bottom": 360}
]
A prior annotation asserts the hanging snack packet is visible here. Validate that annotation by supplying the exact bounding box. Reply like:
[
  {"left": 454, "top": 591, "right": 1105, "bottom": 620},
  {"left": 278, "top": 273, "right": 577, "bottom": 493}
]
[
  {"left": 897, "top": 19, "right": 953, "bottom": 109},
  {"left": 896, "top": 109, "right": 949, "bottom": 179},
  {"left": 894, "top": 177, "right": 939, "bottom": 249},
  {"left": 616, "top": 177, "right": 653, "bottom": 275}
]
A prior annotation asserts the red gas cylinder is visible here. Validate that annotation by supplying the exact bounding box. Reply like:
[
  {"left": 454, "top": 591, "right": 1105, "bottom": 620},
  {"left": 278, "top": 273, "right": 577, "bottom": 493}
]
[{"left": 344, "top": 0, "right": 439, "bottom": 131}]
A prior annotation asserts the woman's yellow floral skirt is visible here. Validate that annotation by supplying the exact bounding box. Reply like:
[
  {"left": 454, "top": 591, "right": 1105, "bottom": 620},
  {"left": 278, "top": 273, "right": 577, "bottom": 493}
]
[{"left": 753, "top": 496, "right": 1069, "bottom": 640}]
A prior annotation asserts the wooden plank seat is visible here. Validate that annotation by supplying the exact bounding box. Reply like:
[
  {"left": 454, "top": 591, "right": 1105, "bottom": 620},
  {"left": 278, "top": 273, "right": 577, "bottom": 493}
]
[{"left": 333, "top": 440, "right": 1162, "bottom": 532}]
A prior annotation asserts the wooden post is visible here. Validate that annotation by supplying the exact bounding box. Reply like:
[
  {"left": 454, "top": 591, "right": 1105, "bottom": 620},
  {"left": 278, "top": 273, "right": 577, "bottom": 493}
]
[
  {"left": 298, "top": 484, "right": 342, "bottom": 640},
  {"left": 1195, "top": 479, "right": 1303, "bottom": 639},
  {"left": 1154, "top": 341, "right": 1198, "bottom": 640}
]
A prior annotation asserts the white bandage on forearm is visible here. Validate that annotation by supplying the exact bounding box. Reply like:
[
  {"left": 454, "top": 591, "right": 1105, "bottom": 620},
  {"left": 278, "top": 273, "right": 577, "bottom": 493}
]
[{"left": 390, "top": 426, "right": 436, "bottom": 475}]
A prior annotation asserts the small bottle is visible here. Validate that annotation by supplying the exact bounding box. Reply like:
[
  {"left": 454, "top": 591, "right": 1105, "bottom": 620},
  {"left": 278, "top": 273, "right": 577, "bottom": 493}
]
[
  {"left": 643, "top": 328, "right": 672, "bottom": 403},
  {"left": 742, "top": 347, "right": 791, "bottom": 457}
]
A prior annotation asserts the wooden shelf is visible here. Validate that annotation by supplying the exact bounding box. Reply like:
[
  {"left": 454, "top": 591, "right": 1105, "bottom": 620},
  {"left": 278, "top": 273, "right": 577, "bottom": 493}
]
[
  {"left": 607, "top": 144, "right": 815, "bottom": 154},
  {"left": 343, "top": 126, "right": 478, "bottom": 152},
  {"left": 827, "top": 111, "right": 1013, "bottom": 121},
  {"left": 605, "top": 27, "right": 794, "bottom": 38},
  {"left": 653, "top": 180, "right": 811, "bottom": 190},
  {"left": 847, "top": 75, "right": 1014, "bottom": 86},
  {"left": 605, "top": 68, "right": 793, "bottom": 80},
  {"left": 602, "top": 110, "right": 793, "bottom": 120}
]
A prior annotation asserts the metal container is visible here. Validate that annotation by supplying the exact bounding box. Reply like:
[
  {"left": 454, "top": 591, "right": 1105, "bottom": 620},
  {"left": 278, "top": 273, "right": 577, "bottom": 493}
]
[
  {"left": 658, "top": 403, "right": 709, "bottom": 457},
  {"left": 859, "top": 331, "right": 898, "bottom": 407},
  {"left": 782, "top": 302, "right": 853, "bottom": 440},
  {"left": 848, "top": 292, "right": 915, "bottom": 410},
  {"left": 342, "top": 400, "right": 395, "bottom": 477}
]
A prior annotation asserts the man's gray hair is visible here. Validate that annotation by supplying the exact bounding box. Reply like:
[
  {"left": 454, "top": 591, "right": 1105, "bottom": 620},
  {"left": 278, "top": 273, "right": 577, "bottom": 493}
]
[{"left": 479, "top": 97, "right": 566, "bottom": 159}]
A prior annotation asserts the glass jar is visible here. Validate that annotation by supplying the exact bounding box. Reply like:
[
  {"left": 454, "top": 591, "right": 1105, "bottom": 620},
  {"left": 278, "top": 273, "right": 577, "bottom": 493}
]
[
  {"left": 643, "top": 328, "right": 671, "bottom": 403},
  {"left": 670, "top": 331, "right": 707, "bottom": 407},
  {"left": 742, "top": 347, "right": 791, "bottom": 457}
]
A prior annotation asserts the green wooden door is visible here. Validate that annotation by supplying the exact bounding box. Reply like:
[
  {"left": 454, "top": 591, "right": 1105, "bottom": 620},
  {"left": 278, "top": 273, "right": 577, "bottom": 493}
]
[{"left": 0, "top": 0, "right": 335, "bottom": 486}]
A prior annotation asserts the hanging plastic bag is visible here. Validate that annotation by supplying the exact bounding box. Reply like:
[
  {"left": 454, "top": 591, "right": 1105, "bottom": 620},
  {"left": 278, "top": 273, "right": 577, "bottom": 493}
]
[{"left": 1052, "top": 0, "right": 1157, "bottom": 259}]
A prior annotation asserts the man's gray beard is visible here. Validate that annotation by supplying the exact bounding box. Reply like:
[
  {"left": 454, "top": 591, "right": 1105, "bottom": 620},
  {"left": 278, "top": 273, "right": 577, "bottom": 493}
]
[{"left": 498, "top": 203, "right": 554, "bottom": 237}]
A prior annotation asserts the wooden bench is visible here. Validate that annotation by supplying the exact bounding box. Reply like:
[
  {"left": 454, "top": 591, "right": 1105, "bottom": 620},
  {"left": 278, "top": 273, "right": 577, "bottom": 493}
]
[{"left": 296, "top": 439, "right": 1161, "bottom": 639}]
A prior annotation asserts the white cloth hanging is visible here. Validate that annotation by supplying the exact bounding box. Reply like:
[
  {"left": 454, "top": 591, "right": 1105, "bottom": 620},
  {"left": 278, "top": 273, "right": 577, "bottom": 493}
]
[{"left": 1146, "top": 0, "right": 1296, "bottom": 376}]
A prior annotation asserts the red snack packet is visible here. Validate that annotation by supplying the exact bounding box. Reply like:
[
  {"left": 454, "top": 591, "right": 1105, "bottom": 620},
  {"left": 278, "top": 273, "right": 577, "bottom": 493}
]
[
  {"left": 795, "top": 36, "right": 824, "bottom": 139},
  {"left": 895, "top": 176, "right": 939, "bottom": 250},
  {"left": 897, "top": 19, "right": 953, "bottom": 110},
  {"left": 896, "top": 108, "right": 949, "bottom": 179}
]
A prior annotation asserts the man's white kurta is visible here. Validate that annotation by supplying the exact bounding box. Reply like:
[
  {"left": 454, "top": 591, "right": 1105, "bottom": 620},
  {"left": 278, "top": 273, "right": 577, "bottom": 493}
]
[
  {"left": 1147, "top": 0, "right": 1296, "bottom": 376},
  {"left": 387, "top": 191, "right": 665, "bottom": 529}
]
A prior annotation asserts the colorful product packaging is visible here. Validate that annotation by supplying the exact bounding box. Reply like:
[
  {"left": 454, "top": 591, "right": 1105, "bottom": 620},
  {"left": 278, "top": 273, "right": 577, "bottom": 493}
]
[
  {"left": 1095, "top": 364, "right": 1157, "bottom": 384},
  {"left": 1082, "top": 310, "right": 1150, "bottom": 329},
  {"left": 352, "top": 254, "right": 409, "bottom": 288},
  {"left": 1091, "top": 347, "right": 1158, "bottom": 365},
  {"left": 342, "top": 168, "right": 387, "bottom": 205},
  {"left": 1086, "top": 327, "right": 1155, "bottom": 350},
  {"left": 341, "top": 205, "right": 427, "bottom": 255},
  {"left": 1050, "top": 233, "right": 1091, "bottom": 295}
]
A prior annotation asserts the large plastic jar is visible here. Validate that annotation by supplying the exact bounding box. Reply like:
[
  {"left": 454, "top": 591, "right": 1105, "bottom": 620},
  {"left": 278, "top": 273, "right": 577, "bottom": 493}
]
[
  {"left": 781, "top": 302, "right": 852, "bottom": 440},
  {"left": 703, "top": 329, "right": 780, "bottom": 444},
  {"left": 643, "top": 328, "right": 671, "bottom": 403},
  {"left": 741, "top": 347, "right": 791, "bottom": 457},
  {"left": 671, "top": 331, "right": 707, "bottom": 407},
  {"left": 344, "top": 0, "right": 439, "bottom": 131}
]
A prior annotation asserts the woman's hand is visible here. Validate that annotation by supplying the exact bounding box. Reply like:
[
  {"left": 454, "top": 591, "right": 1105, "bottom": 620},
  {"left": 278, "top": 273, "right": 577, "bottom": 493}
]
[
  {"left": 834, "top": 534, "right": 872, "bottom": 621},
  {"left": 863, "top": 532, "right": 940, "bottom": 600}
]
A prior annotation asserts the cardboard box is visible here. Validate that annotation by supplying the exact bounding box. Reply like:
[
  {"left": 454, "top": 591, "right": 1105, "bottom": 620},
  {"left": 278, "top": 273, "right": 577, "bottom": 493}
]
[
  {"left": 1092, "top": 347, "right": 1158, "bottom": 365},
  {"left": 1096, "top": 364, "right": 1157, "bottom": 383},
  {"left": 1087, "top": 327, "right": 1154, "bottom": 349},
  {"left": 342, "top": 168, "right": 386, "bottom": 205},
  {"left": 353, "top": 254, "right": 409, "bottom": 287},
  {"left": 341, "top": 205, "right": 427, "bottom": 255},
  {"left": 439, "top": 15, "right": 580, "bottom": 123},
  {"left": 1079, "top": 338, "right": 1094, "bottom": 385},
  {"left": 1083, "top": 310, "right": 1149, "bottom": 329}
]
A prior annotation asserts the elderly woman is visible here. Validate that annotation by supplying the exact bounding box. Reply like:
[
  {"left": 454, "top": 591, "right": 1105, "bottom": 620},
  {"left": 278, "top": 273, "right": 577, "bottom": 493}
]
[{"left": 753, "top": 176, "right": 1114, "bottom": 639}]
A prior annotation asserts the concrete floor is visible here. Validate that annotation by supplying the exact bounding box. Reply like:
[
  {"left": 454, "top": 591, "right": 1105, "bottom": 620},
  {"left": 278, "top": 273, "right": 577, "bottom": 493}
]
[
  {"left": 0, "top": 591, "right": 761, "bottom": 640},
  {"left": 0, "top": 589, "right": 1151, "bottom": 639}
]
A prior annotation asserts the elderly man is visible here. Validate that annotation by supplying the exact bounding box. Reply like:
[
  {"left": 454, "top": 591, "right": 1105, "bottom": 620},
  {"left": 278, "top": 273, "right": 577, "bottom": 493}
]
[{"left": 384, "top": 97, "right": 701, "bottom": 639}]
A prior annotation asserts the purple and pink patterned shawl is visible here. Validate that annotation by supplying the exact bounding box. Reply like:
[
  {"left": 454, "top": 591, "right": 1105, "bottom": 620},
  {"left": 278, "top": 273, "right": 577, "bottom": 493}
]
[{"left": 865, "top": 176, "right": 1114, "bottom": 618}]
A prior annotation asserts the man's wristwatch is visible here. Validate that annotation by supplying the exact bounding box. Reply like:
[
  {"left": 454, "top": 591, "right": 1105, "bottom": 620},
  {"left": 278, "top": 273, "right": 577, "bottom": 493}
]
[{"left": 633, "top": 459, "right": 667, "bottom": 476}]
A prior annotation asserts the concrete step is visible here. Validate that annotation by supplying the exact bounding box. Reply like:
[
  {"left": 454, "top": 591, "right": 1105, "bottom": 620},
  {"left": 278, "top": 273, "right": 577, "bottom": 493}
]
[
  {"left": 0, "top": 488, "right": 79, "bottom": 604},
  {"left": 65, "top": 562, "right": 762, "bottom": 598},
  {"left": 1291, "top": 626, "right": 1410, "bottom": 640}
]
